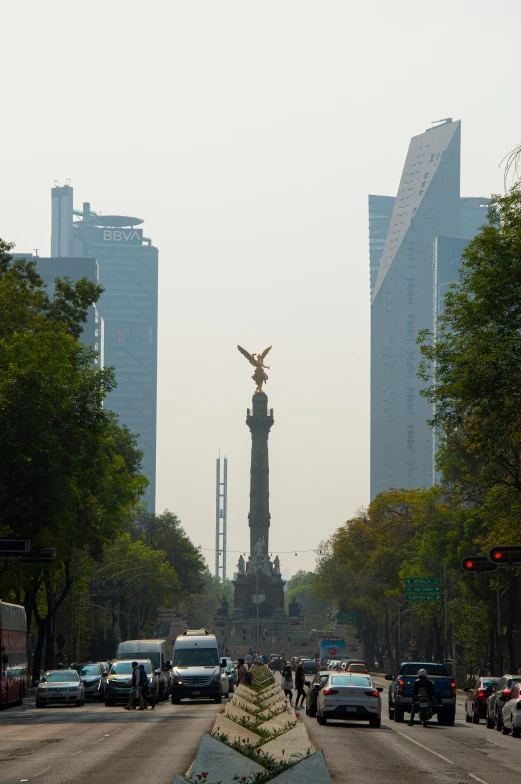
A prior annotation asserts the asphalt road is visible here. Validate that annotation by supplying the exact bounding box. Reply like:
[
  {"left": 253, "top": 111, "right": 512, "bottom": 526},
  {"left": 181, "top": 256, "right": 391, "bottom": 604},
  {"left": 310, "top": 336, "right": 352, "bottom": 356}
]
[
  {"left": 0, "top": 696, "right": 217, "bottom": 784},
  {"left": 4, "top": 676, "right": 521, "bottom": 784},
  {"left": 303, "top": 673, "right": 521, "bottom": 784}
]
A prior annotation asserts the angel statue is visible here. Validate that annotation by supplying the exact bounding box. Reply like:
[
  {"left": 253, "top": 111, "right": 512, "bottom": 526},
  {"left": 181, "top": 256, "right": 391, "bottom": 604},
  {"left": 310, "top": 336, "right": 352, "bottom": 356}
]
[{"left": 237, "top": 345, "right": 272, "bottom": 392}]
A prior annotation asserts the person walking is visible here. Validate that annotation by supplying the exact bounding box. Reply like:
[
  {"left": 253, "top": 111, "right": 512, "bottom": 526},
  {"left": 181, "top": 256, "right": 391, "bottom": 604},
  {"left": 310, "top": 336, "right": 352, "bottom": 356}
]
[
  {"left": 125, "top": 661, "right": 145, "bottom": 710},
  {"left": 139, "top": 664, "right": 153, "bottom": 709},
  {"left": 237, "top": 658, "right": 248, "bottom": 685},
  {"left": 246, "top": 652, "right": 254, "bottom": 670},
  {"left": 281, "top": 664, "right": 294, "bottom": 705},
  {"left": 294, "top": 662, "right": 306, "bottom": 709}
]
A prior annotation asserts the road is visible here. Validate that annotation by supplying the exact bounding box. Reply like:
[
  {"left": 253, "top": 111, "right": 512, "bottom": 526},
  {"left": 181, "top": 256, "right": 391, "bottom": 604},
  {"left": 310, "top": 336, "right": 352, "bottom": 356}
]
[
  {"left": 303, "top": 673, "right": 521, "bottom": 784},
  {"left": 3, "top": 677, "right": 521, "bottom": 784},
  {"left": 0, "top": 697, "right": 216, "bottom": 784}
]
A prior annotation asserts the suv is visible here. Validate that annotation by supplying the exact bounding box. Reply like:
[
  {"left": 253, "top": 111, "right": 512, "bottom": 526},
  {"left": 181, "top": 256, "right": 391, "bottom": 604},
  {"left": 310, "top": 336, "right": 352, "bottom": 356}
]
[{"left": 486, "top": 675, "right": 521, "bottom": 731}]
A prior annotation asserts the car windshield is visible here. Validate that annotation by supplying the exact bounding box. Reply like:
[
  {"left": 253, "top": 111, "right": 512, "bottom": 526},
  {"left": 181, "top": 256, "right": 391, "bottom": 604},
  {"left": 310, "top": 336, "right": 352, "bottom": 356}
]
[
  {"left": 331, "top": 675, "right": 372, "bottom": 686},
  {"left": 43, "top": 670, "right": 79, "bottom": 682},
  {"left": 110, "top": 661, "right": 152, "bottom": 675},
  {"left": 348, "top": 664, "right": 367, "bottom": 671},
  {"left": 400, "top": 664, "right": 449, "bottom": 676},
  {"left": 174, "top": 648, "right": 219, "bottom": 667},
  {"left": 72, "top": 664, "right": 100, "bottom": 676},
  {"left": 482, "top": 680, "right": 499, "bottom": 689}
]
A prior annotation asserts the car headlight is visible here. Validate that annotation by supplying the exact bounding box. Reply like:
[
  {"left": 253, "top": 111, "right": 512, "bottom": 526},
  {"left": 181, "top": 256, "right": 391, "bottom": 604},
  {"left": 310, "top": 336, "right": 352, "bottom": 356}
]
[{"left": 211, "top": 674, "right": 221, "bottom": 684}]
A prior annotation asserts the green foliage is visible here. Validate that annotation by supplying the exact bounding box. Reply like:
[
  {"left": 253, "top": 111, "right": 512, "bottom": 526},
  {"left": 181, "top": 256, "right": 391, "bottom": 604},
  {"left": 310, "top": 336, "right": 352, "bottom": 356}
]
[{"left": 285, "top": 570, "right": 332, "bottom": 630}]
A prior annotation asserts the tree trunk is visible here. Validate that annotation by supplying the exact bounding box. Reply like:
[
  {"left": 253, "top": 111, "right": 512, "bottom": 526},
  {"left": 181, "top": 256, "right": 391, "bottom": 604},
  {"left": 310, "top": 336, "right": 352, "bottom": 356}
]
[
  {"left": 32, "top": 617, "right": 46, "bottom": 684},
  {"left": 489, "top": 627, "right": 495, "bottom": 675},
  {"left": 506, "top": 575, "right": 518, "bottom": 674}
]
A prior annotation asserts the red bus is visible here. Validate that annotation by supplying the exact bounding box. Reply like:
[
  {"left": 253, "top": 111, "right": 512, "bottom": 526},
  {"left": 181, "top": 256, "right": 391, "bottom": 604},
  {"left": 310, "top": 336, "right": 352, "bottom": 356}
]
[{"left": 0, "top": 600, "right": 28, "bottom": 709}]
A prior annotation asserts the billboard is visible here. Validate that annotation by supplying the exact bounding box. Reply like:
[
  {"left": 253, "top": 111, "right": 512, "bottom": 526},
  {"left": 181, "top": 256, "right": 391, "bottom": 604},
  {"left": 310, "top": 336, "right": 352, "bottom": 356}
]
[{"left": 319, "top": 638, "right": 345, "bottom": 661}]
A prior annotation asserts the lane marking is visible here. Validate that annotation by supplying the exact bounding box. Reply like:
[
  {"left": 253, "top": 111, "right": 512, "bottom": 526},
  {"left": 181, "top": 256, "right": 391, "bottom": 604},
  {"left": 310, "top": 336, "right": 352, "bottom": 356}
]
[
  {"left": 33, "top": 767, "right": 51, "bottom": 779},
  {"left": 71, "top": 750, "right": 83, "bottom": 756},
  {"left": 393, "top": 729, "right": 455, "bottom": 764},
  {"left": 469, "top": 775, "right": 491, "bottom": 784}
]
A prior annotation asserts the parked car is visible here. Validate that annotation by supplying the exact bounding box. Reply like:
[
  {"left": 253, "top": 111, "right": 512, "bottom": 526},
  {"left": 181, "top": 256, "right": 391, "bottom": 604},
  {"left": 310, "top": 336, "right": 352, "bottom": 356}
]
[
  {"left": 486, "top": 674, "right": 521, "bottom": 731},
  {"left": 316, "top": 672, "right": 383, "bottom": 727},
  {"left": 386, "top": 662, "right": 456, "bottom": 725},
  {"left": 36, "top": 669, "right": 85, "bottom": 708},
  {"left": 224, "top": 658, "right": 236, "bottom": 693},
  {"left": 305, "top": 670, "right": 329, "bottom": 717},
  {"left": 70, "top": 662, "right": 107, "bottom": 701},
  {"left": 464, "top": 677, "right": 500, "bottom": 723},
  {"left": 500, "top": 682, "right": 521, "bottom": 737},
  {"left": 104, "top": 659, "right": 159, "bottom": 707}
]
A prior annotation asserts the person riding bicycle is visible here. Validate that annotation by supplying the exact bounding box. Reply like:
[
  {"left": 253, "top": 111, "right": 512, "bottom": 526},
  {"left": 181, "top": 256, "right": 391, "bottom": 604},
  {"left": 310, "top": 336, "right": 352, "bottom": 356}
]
[{"left": 408, "top": 668, "right": 435, "bottom": 726}]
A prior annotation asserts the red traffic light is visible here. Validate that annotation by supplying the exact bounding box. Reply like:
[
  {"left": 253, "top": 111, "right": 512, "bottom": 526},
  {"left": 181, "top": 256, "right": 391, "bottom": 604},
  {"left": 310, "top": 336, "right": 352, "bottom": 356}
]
[
  {"left": 488, "top": 546, "right": 521, "bottom": 566},
  {"left": 461, "top": 556, "right": 497, "bottom": 573}
]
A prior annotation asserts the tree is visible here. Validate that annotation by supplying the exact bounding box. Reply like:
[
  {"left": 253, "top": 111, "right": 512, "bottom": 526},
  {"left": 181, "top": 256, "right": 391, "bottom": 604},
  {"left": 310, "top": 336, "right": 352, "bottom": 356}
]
[
  {"left": 0, "top": 241, "right": 147, "bottom": 677},
  {"left": 285, "top": 570, "right": 332, "bottom": 631}
]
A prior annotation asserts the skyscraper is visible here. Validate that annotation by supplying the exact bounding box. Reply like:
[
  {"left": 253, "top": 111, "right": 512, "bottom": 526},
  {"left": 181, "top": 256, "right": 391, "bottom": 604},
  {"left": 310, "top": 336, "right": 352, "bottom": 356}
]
[
  {"left": 370, "top": 120, "right": 461, "bottom": 499},
  {"left": 368, "top": 196, "right": 395, "bottom": 297},
  {"left": 51, "top": 188, "right": 158, "bottom": 511}
]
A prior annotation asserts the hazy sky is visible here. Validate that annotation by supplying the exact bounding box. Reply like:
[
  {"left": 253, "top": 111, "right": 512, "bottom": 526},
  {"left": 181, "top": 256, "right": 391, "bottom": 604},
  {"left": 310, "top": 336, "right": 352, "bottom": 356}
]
[{"left": 2, "top": 1, "right": 519, "bottom": 576}]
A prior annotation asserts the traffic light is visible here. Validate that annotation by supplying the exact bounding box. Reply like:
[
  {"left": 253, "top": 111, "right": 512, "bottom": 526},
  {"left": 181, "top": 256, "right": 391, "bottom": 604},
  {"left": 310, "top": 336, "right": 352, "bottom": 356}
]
[
  {"left": 488, "top": 546, "right": 521, "bottom": 566},
  {"left": 461, "top": 556, "right": 497, "bottom": 573}
]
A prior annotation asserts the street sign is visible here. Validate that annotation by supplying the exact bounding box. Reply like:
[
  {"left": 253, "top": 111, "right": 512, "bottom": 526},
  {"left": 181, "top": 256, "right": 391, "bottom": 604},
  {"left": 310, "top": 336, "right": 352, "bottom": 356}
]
[
  {"left": 0, "top": 539, "right": 31, "bottom": 556},
  {"left": 405, "top": 586, "right": 442, "bottom": 594},
  {"left": 406, "top": 594, "right": 442, "bottom": 602},
  {"left": 336, "top": 612, "right": 358, "bottom": 625},
  {"left": 404, "top": 577, "right": 440, "bottom": 585}
]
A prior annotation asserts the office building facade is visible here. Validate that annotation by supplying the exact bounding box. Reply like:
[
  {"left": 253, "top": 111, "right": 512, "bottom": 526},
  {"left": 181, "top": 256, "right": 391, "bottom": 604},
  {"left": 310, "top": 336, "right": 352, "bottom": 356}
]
[
  {"left": 370, "top": 120, "right": 489, "bottom": 498},
  {"left": 368, "top": 195, "right": 395, "bottom": 297},
  {"left": 51, "top": 188, "right": 158, "bottom": 512}
]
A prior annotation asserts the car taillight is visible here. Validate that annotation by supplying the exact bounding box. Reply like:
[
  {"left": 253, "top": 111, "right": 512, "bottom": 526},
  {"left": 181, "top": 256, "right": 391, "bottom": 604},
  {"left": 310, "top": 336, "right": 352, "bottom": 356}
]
[
  {"left": 451, "top": 682, "right": 456, "bottom": 688},
  {"left": 477, "top": 691, "right": 485, "bottom": 698},
  {"left": 365, "top": 690, "right": 379, "bottom": 697},
  {"left": 398, "top": 679, "right": 404, "bottom": 694},
  {"left": 323, "top": 688, "right": 338, "bottom": 695},
  {"left": 502, "top": 689, "right": 512, "bottom": 698}
]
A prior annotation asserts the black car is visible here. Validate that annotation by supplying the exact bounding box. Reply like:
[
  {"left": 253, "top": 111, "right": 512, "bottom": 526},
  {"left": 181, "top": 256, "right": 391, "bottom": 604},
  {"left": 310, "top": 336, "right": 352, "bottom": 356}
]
[
  {"left": 305, "top": 670, "right": 329, "bottom": 718},
  {"left": 70, "top": 662, "right": 106, "bottom": 701},
  {"left": 486, "top": 675, "right": 521, "bottom": 730},
  {"left": 301, "top": 659, "right": 318, "bottom": 675},
  {"left": 105, "top": 659, "right": 159, "bottom": 707}
]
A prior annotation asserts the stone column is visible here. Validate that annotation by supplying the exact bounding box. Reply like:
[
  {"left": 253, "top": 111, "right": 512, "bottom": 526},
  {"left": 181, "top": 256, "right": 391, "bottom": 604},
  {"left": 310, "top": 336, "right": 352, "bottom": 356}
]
[{"left": 246, "top": 391, "right": 274, "bottom": 555}]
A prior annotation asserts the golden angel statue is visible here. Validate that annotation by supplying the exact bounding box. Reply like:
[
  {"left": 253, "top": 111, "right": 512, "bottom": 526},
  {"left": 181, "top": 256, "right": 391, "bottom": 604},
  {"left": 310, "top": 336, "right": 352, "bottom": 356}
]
[{"left": 237, "top": 345, "right": 272, "bottom": 392}]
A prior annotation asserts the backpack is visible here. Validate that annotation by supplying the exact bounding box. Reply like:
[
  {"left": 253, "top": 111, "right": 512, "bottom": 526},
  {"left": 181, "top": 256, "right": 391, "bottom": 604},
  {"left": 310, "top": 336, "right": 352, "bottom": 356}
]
[
  {"left": 245, "top": 670, "right": 253, "bottom": 686},
  {"left": 139, "top": 668, "right": 148, "bottom": 686}
]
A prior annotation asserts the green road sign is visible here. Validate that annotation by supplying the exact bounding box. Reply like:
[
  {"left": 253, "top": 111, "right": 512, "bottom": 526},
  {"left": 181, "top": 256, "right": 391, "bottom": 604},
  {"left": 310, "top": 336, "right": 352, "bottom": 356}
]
[
  {"left": 336, "top": 612, "right": 358, "bottom": 624},
  {"left": 405, "top": 586, "right": 442, "bottom": 594},
  {"left": 406, "top": 594, "right": 442, "bottom": 602},
  {"left": 404, "top": 577, "right": 440, "bottom": 585}
]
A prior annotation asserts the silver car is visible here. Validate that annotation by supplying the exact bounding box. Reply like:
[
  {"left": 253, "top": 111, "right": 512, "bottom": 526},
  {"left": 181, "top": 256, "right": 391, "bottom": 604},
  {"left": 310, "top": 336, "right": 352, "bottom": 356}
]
[{"left": 36, "top": 669, "right": 85, "bottom": 708}]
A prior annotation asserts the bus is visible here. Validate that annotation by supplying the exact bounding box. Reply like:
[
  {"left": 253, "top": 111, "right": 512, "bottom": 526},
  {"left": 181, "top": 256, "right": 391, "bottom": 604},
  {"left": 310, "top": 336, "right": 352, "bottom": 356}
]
[{"left": 0, "top": 600, "right": 28, "bottom": 709}]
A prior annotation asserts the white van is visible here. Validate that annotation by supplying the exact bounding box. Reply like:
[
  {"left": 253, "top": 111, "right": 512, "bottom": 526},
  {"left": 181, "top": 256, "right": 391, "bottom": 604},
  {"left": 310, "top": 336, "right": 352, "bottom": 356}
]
[
  {"left": 116, "top": 639, "right": 171, "bottom": 701},
  {"left": 171, "top": 630, "right": 229, "bottom": 704}
]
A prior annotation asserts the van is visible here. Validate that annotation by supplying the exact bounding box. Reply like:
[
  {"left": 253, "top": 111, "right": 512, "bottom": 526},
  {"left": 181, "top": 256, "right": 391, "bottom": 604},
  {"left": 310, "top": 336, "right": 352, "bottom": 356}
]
[
  {"left": 171, "top": 630, "right": 229, "bottom": 704},
  {"left": 116, "top": 639, "right": 171, "bottom": 701}
]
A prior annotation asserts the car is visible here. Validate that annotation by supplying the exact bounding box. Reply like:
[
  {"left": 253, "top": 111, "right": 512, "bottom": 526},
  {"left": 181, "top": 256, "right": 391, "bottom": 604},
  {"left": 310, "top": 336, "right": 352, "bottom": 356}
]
[
  {"left": 500, "top": 682, "right": 521, "bottom": 737},
  {"left": 305, "top": 670, "right": 329, "bottom": 717},
  {"left": 36, "top": 669, "right": 85, "bottom": 708},
  {"left": 116, "top": 639, "right": 171, "bottom": 701},
  {"left": 486, "top": 675, "right": 521, "bottom": 731},
  {"left": 104, "top": 658, "right": 159, "bottom": 707},
  {"left": 346, "top": 663, "right": 369, "bottom": 674},
  {"left": 316, "top": 672, "right": 383, "bottom": 727},
  {"left": 301, "top": 659, "right": 318, "bottom": 675},
  {"left": 463, "top": 677, "right": 500, "bottom": 723},
  {"left": 71, "top": 662, "right": 107, "bottom": 701}
]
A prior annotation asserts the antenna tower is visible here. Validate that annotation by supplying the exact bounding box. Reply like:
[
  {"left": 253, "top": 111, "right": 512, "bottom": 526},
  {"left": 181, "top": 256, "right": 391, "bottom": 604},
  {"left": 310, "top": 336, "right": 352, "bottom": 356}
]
[{"left": 215, "top": 454, "right": 228, "bottom": 580}]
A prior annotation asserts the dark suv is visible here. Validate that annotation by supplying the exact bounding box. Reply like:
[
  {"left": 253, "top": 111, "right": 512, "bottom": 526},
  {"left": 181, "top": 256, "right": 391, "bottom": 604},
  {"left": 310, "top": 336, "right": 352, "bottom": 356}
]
[
  {"left": 486, "top": 675, "right": 521, "bottom": 730},
  {"left": 105, "top": 659, "right": 159, "bottom": 707}
]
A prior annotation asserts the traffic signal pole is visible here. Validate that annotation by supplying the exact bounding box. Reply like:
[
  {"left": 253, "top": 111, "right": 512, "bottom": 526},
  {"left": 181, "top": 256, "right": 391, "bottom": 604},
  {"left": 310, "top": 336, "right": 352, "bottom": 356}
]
[{"left": 444, "top": 563, "right": 448, "bottom": 665}]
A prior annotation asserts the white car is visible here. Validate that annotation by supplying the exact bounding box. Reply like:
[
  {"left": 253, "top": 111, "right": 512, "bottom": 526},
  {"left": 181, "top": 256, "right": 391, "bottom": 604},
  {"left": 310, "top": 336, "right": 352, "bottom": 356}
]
[
  {"left": 500, "top": 682, "right": 521, "bottom": 737},
  {"left": 316, "top": 672, "right": 382, "bottom": 727},
  {"left": 36, "top": 669, "right": 85, "bottom": 708}
]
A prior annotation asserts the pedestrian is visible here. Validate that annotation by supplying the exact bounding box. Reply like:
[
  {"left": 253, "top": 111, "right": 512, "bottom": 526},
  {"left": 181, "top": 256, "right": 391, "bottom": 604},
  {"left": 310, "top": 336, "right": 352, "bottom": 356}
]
[
  {"left": 281, "top": 664, "right": 294, "bottom": 704},
  {"left": 294, "top": 662, "right": 306, "bottom": 709},
  {"left": 246, "top": 652, "right": 253, "bottom": 670},
  {"left": 139, "top": 664, "right": 151, "bottom": 709},
  {"left": 237, "top": 658, "right": 248, "bottom": 685},
  {"left": 125, "top": 661, "right": 145, "bottom": 710}
]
